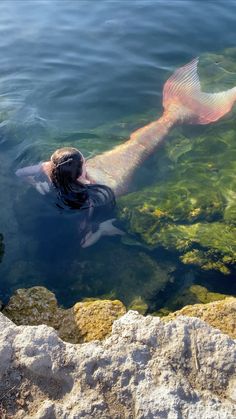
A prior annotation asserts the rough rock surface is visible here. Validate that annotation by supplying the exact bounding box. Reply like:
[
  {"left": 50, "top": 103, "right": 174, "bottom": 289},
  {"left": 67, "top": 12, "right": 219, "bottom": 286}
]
[
  {"left": 163, "top": 296, "right": 236, "bottom": 339},
  {"left": 3, "top": 286, "right": 126, "bottom": 344},
  {"left": 0, "top": 311, "right": 235, "bottom": 418}
]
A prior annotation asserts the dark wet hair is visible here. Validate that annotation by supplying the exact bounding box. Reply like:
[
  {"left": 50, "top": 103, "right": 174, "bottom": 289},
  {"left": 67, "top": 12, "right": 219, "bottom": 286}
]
[
  {"left": 51, "top": 147, "right": 84, "bottom": 191},
  {"left": 50, "top": 147, "right": 115, "bottom": 213}
]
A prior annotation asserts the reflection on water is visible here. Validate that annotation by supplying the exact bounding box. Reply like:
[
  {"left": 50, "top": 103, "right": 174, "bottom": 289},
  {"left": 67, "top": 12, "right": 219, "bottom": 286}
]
[{"left": 0, "top": 1, "right": 236, "bottom": 309}]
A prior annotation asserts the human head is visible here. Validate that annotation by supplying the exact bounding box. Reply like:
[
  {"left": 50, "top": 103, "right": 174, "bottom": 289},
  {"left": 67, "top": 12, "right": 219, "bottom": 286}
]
[{"left": 50, "top": 147, "right": 85, "bottom": 191}]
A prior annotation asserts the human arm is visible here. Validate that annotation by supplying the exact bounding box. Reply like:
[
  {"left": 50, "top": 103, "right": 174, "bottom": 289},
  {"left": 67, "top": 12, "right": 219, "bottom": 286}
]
[
  {"left": 15, "top": 163, "right": 50, "bottom": 195},
  {"left": 15, "top": 163, "right": 43, "bottom": 178}
]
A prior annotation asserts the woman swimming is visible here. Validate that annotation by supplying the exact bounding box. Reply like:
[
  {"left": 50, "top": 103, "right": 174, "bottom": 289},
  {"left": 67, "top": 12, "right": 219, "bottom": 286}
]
[{"left": 16, "top": 147, "right": 124, "bottom": 248}]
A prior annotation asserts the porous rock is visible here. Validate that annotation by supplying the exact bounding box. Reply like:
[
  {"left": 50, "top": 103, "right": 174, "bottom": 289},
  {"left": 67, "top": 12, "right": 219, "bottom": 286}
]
[
  {"left": 3, "top": 286, "right": 126, "bottom": 344},
  {"left": 0, "top": 311, "right": 235, "bottom": 418},
  {"left": 163, "top": 296, "right": 236, "bottom": 339},
  {"left": 73, "top": 299, "right": 126, "bottom": 342}
]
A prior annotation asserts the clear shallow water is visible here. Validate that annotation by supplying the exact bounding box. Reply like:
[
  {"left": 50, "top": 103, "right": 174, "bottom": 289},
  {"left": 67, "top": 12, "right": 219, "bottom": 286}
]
[{"left": 0, "top": 0, "right": 236, "bottom": 308}]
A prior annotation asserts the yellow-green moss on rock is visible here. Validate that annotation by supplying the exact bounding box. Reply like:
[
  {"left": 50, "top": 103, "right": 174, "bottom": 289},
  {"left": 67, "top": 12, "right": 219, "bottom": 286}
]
[
  {"left": 73, "top": 299, "right": 126, "bottom": 342},
  {"left": 163, "top": 297, "right": 236, "bottom": 339},
  {"left": 128, "top": 296, "right": 148, "bottom": 315},
  {"left": 3, "top": 286, "right": 126, "bottom": 343},
  {"left": 180, "top": 284, "right": 228, "bottom": 305},
  {"left": 153, "top": 285, "right": 230, "bottom": 316}
]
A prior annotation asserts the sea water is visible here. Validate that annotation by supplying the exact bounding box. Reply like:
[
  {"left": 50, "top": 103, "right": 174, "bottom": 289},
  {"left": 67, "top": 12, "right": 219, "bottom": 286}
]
[{"left": 0, "top": 0, "right": 235, "bottom": 310}]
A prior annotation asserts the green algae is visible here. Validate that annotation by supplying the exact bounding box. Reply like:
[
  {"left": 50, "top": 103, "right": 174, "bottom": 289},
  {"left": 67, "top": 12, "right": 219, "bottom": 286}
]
[
  {"left": 179, "top": 284, "right": 228, "bottom": 305},
  {"left": 128, "top": 296, "right": 148, "bottom": 314},
  {"left": 153, "top": 284, "right": 231, "bottom": 316},
  {"left": 117, "top": 49, "right": 236, "bottom": 274}
]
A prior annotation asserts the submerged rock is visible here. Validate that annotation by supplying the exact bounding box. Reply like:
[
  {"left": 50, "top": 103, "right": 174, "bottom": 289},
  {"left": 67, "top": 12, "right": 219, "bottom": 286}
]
[
  {"left": 172, "top": 284, "right": 228, "bottom": 306},
  {"left": 69, "top": 242, "right": 174, "bottom": 308},
  {"left": 3, "top": 286, "right": 126, "bottom": 344},
  {"left": 154, "top": 285, "right": 230, "bottom": 316},
  {"left": 163, "top": 297, "right": 236, "bottom": 339},
  {"left": 2, "top": 286, "right": 59, "bottom": 325},
  {"left": 128, "top": 296, "right": 148, "bottom": 314},
  {"left": 2, "top": 286, "right": 79, "bottom": 343},
  {"left": 0, "top": 311, "right": 235, "bottom": 418},
  {"left": 188, "top": 285, "right": 229, "bottom": 304}
]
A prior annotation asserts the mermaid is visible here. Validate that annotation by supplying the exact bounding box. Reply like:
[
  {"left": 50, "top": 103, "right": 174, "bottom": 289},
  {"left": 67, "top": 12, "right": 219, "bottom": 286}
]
[
  {"left": 16, "top": 147, "right": 124, "bottom": 248},
  {"left": 16, "top": 58, "right": 236, "bottom": 246}
]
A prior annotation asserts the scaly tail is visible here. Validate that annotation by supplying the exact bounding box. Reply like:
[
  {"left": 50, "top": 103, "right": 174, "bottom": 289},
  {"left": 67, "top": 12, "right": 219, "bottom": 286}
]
[
  {"left": 163, "top": 58, "right": 236, "bottom": 124},
  {"left": 86, "top": 58, "right": 236, "bottom": 195}
]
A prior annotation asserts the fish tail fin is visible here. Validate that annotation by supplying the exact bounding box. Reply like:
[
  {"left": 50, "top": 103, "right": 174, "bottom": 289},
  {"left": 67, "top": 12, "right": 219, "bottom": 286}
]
[{"left": 163, "top": 58, "right": 236, "bottom": 124}]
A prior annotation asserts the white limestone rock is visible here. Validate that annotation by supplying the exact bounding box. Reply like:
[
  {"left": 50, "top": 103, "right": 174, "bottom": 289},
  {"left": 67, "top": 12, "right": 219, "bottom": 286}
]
[{"left": 0, "top": 311, "right": 235, "bottom": 418}]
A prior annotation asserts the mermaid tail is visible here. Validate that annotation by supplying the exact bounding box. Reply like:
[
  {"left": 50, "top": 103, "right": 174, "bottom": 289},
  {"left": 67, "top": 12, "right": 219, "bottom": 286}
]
[
  {"left": 86, "top": 58, "right": 236, "bottom": 196},
  {"left": 163, "top": 58, "right": 236, "bottom": 124},
  {"left": 81, "top": 219, "right": 125, "bottom": 248}
]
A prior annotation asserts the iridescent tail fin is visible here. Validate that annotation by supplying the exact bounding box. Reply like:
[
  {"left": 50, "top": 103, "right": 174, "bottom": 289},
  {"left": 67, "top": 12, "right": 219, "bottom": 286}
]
[{"left": 163, "top": 58, "right": 236, "bottom": 124}]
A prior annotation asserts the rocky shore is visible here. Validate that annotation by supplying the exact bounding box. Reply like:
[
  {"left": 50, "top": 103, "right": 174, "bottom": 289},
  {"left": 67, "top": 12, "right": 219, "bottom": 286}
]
[
  {"left": 2, "top": 286, "right": 127, "bottom": 344},
  {"left": 0, "top": 310, "right": 236, "bottom": 418}
]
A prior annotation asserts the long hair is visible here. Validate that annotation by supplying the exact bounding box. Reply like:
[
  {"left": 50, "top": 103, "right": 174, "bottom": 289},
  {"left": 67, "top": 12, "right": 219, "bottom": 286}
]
[
  {"left": 51, "top": 147, "right": 84, "bottom": 191},
  {"left": 50, "top": 147, "right": 88, "bottom": 209},
  {"left": 50, "top": 147, "right": 115, "bottom": 213}
]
